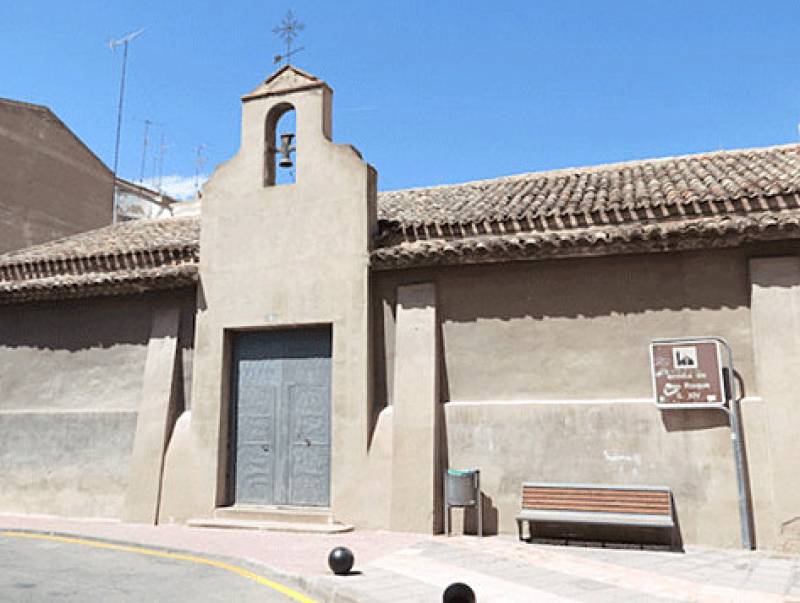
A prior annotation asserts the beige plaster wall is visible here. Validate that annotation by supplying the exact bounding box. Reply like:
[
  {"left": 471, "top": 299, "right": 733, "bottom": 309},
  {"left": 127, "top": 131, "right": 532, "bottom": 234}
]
[
  {"left": 390, "top": 283, "right": 440, "bottom": 533},
  {"left": 0, "top": 297, "right": 151, "bottom": 412},
  {"left": 749, "top": 256, "right": 800, "bottom": 552},
  {"left": 444, "top": 402, "right": 757, "bottom": 548},
  {"left": 373, "top": 243, "right": 799, "bottom": 549},
  {"left": 0, "top": 289, "right": 195, "bottom": 519},
  {"left": 446, "top": 251, "right": 753, "bottom": 401}
]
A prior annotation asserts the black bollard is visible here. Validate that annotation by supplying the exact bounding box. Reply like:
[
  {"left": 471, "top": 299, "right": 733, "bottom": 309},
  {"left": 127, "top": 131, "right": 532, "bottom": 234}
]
[
  {"left": 328, "top": 546, "right": 354, "bottom": 575},
  {"left": 443, "top": 582, "right": 476, "bottom": 603}
]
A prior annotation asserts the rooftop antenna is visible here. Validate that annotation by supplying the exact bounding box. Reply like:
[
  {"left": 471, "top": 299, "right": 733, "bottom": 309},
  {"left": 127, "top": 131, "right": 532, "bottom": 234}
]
[
  {"left": 138, "top": 118, "right": 152, "bottom": 184},
  {"left": 156, "top": 133, "right": 168, "bottom": 193},
  {"left": 272, "top": 10, "right": 305, "bottom": 65},
  {"left": 109, "top": 27, "right": 144, "bottom": 223},
  {"left": 194, "top": 143, "right": 208, "bottom": 197}
]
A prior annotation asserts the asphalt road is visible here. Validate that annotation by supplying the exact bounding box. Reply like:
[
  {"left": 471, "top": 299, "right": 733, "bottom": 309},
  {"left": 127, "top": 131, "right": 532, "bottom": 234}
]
[{"left": 0, "top": 532, "right": 315, "bottom": 602}]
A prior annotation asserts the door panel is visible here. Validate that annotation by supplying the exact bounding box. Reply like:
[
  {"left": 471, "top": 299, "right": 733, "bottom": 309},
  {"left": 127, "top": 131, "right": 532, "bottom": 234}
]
[
  {"left": 287, "top": 384, "right": 331, "bottom": 506},
  {"left": 233, "top": 360, "right": 278, "bottom": 504},
  {"left": 231, "top": 328, "right": 331, "bottom": 507}
]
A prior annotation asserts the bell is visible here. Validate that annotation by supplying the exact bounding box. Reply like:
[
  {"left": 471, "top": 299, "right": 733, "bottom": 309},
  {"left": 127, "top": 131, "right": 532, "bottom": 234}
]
[{"left": 278, "top": 132, "right": 296, "bottom": 169}]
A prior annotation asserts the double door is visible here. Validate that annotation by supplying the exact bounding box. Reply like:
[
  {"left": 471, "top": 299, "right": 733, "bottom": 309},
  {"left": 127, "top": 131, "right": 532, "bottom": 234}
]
[{"left": 231, "top": 328, "right": 331, "bottom": 507}]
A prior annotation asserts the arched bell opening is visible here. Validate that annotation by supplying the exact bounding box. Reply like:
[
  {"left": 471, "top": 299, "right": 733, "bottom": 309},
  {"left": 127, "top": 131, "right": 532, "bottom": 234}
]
[{"left": 264, "top": 102, "right": 297, "bottom": 186}]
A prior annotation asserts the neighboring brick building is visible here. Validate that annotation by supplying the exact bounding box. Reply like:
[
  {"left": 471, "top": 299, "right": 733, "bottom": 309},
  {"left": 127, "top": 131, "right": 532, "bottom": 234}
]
[{"left": 0, "top": 98, "right": 113, "bottom": 253}]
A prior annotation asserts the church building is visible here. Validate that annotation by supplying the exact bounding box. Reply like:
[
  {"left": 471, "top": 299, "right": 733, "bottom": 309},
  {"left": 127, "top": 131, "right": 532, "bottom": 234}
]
[{"left": 1, "top": 66, "right": 799, "bottom": 553}]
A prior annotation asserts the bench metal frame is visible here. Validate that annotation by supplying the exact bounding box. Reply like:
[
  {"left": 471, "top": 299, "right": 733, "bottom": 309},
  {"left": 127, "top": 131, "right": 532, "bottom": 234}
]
[{"left": 516, "top": 482, "right": 675, "bottom": 543}]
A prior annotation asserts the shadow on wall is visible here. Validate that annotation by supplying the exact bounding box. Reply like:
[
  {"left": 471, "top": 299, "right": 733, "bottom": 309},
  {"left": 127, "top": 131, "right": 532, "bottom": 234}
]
[
  {"left": 454, "top": 249, "right": 752, "bottom": 320},
  {"left": 671, "top": 495, "right": 686, "bottom": 551},
  {"left": 0, "top": 288, "right": 196, "bottom": 352},
  {"left": 369, "top": 292, "right": 392, "bottom": 447},
  {"left": 660, "top": 408, "right": 729, "bottom": 431},
  {"left": 462, "top": 492, "right": 499, "bottom": 536},
  {"left": 437, "top": 318, "right": 450, "bottom": 534},
  {"left": 371, "top": 246, "right": 783, "bottom": 324}
]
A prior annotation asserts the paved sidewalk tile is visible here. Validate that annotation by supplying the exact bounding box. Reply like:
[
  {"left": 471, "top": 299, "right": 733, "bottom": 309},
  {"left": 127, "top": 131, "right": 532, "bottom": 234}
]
[
  {"left": 2, "top": 514, "right": 800, "bottom": 602},
  {"left": 446, "top": 536, "right": 799, "bottom": 603}
]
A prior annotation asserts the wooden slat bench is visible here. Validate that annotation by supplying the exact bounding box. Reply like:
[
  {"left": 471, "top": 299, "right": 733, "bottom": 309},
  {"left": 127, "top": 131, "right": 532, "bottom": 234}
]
[{"left": 516, "top": 483, "right": 675, "bottom": 544}]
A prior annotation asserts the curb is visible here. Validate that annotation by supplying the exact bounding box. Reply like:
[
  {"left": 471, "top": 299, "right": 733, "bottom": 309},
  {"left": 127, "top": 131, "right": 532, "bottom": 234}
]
[{"left": 0, "top": 526, "right": 364, "bottom": 603}]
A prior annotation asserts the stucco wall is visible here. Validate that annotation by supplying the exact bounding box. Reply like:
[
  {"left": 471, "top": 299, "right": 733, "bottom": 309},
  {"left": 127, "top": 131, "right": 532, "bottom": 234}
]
[
  {"left": 373, "top": 242, "right": 799, "bottom": 549},
  {"left": 0, "top": 288, "right": 196, "bottom": 518},
  {"left": 0, "top": 100, "right": 113, "bottom": 253}
]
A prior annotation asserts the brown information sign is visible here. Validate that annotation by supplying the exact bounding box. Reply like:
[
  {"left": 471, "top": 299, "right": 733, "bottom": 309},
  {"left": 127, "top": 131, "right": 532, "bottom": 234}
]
[{"left": 650, "top": 338, "right": 730, "bottom": 409}]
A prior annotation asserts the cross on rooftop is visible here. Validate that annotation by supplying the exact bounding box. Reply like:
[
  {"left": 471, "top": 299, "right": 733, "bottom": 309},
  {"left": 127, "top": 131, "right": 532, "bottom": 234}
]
[{"left": 272, "top": 10, "right": 305, "bottom": 65}]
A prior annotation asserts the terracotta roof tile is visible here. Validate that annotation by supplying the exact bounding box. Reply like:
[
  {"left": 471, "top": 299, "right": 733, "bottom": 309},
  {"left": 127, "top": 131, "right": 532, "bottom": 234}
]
[
  {"left": 0, "top": 216, "right": 199, "bottom": 263},
  {"left": 377, "top": 144, "right": 800, "bottom": 228},
  {"left": 0, "top": 217, "right": 199, "bottom": 303},
  {"left": 2, "top": 143, "right": 800, "bottom": 298},
  {"left": 373, "top": 143, "right": 800, "bottom": 268},
  {"left": 372, "top": 211, "right": 800, "bottom": 271}
]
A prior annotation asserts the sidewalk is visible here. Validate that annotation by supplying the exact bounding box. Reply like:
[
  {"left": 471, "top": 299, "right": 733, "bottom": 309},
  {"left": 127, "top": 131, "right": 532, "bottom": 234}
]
[{"left": 1, "top": 513, "right": 798, "bottom": 602}]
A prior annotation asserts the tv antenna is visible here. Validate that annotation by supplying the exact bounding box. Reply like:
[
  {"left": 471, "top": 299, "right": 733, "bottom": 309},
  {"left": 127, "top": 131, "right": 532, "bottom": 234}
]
[
  {"left": 155, "top": 133, "right": 169, "bottom": 194},
  {"left": 272, "top": 10, "right": 305, "bottom": 65},
  {"left": 109, "top": 27, "right": 144, "bottom": 223},
  {"left": 138, "top": 118, "right": 152, "bottom": 184},
  {"left": 194, "top": 143, "right": 208, "bottom": 197}
]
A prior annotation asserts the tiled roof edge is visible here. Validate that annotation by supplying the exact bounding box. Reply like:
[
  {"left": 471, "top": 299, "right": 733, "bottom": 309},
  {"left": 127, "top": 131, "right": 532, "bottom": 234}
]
[
  {"left": 0, "top": 244, "right": 199, "bottom": 286},
  {"left": 377, "top": 193, "right": 800, "bottom": 246},
  {"left": 370, "top": 210, "right": 800, "bottom": 271},
  {"left": 0, "top": 264, "right": 199, "bottom": 305}
]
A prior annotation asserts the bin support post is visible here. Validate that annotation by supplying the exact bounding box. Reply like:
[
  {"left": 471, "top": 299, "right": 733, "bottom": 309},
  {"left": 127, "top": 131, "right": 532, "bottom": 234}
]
[
  {"left": 444, "top": 474, "right": 450, "bottom": 536},
  {"left": 476, "top": 471, "right": 483, "bottom": 538}
]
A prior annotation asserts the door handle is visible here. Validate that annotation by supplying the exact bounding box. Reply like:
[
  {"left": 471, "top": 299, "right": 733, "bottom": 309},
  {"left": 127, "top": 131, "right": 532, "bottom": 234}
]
[
  {"left": 301, "top": 438, "right": 311, "bottom": 447},
  {"left": 261, "top": 444, "right": 270, "bottom": 452}
]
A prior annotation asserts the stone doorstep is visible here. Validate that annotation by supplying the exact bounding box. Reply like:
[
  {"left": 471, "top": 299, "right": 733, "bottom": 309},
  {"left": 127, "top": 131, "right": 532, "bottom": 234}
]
[
  {"left": 186, "top": 504, "right": 354, "bottom": 534},
  {"left": 214, "top": 504, "right": 335, "bottom": 524},
  {"left": 187, "top": 517, "right": 354, "bottom": 534}
]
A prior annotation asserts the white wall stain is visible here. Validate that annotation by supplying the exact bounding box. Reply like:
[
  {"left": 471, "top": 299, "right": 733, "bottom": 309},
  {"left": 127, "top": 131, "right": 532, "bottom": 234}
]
[{"left": 603, "top": 450, "right": 642, "bottom": 465}]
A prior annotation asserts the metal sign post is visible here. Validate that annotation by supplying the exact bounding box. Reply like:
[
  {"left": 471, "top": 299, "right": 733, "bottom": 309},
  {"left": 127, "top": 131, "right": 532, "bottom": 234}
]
[
  {"left": 650, "top": 337, "right": 754, "bottom": 550},
  {"left": 728, "top": 392, "right": 754, "bottom": 550}
]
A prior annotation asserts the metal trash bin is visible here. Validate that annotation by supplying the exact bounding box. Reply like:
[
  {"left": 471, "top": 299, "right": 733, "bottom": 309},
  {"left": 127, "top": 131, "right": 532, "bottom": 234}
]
[{"left": 444, "top": 469, "right": 482, "bottom": 537}]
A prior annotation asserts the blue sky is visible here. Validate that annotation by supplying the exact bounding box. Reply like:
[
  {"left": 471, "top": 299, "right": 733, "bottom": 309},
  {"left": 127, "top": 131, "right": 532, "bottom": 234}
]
[{"left": 4, "top": 1, "right": 800, "bottom": 197}]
